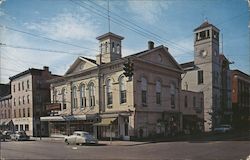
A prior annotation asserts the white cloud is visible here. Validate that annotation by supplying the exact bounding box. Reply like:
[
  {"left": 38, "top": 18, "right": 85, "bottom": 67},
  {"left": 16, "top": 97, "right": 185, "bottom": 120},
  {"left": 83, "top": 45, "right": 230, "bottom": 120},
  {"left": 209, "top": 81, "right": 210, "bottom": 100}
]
[
  {"left": 0, "top": 28, "right": 77, "bottom": 83},
  {"left": 127, "top": 1, "right": 171, "bottom": 24},
  {"left": 24, "top": 12, "right": 99, "bottom": 43},
  {"left": 0, "top": 0, "right": 6, "bottom": 5}
]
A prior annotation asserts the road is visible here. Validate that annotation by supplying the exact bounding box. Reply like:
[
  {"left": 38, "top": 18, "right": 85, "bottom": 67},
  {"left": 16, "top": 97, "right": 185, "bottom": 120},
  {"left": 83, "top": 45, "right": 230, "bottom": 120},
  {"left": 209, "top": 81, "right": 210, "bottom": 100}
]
[{"left": 0, "top": 140, "right": 250, "bottom": 160}]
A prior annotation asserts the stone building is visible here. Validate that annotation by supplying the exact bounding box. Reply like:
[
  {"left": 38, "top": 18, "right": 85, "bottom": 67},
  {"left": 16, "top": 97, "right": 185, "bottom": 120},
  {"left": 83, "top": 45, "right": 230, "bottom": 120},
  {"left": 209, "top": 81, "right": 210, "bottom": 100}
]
[
  {"left": 181, "top": 21, "right": 230, "bottom": 131},
  {"left": 231, "top": 70, "right": 250, "bottom": 130},
  {"left": 9, "top": 66, "right": 58, "bottom": 136},
  {"left": 41, "top": 32, "right": 203, "bottom": 139}
]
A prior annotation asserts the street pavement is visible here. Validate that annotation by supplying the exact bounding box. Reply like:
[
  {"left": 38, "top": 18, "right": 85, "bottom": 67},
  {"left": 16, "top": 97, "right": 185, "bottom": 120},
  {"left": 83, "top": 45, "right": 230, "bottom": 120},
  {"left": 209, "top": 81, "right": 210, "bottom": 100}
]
[{"left": 1, "top": 137, "right": 250, "bottom": 160}]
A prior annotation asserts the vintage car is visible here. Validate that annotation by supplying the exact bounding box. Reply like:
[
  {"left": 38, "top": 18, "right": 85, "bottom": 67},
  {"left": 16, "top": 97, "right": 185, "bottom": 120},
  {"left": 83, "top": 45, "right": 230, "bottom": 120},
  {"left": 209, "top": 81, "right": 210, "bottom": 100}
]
[
  {"left": 64, "top": 131, "right": 98, "bottom": 145},
  {"left": 10, "top": 131, "right": 30, "bottom": 141},
  {"left": 214, "top": 124, "right": 232, "bottom": 133}
]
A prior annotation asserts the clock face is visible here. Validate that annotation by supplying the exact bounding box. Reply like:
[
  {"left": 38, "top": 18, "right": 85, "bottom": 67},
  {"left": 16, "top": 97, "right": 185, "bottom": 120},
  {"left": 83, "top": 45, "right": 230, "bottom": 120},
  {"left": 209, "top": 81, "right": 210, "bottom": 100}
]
[{"left": 199, "top": 50, "right": 207, "bottom": 57}]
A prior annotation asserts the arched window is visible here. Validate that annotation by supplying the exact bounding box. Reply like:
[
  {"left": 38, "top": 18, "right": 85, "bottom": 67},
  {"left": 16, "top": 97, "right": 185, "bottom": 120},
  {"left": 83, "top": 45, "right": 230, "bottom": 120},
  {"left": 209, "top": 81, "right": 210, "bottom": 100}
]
[
  {"left": 112, "top": 42, "right": 115, "bottom": 52},
  {"left": 79, "top": 84, "right": 86, "bottom": 109},
  {"left": 106, "top": 79, "right": 112, "bottom": 105},
  {"left": 141, "top": 77, "right": 147, "bottom": 105},
  {"left": 89, "top": 83, "right": 95, "bottom": 107},
  {"left": 72, "top": 86, "right": 77, "bottom": 109},
  {"left": 119, "top": 76, "right": 126, "bottom": 104},
  {"left": 117, "top": 44, "right": 120, "bottom": 54},
  {"left": 156, "top": 80, "right": 161, "bottom": 105},
  {"left": 61, "top": 88, "right": 66, "bottom": 110},
  {"left": 170, "top": 83, "right": 176, "bottom": 108},
  {"left": 105, "top": 42, "right": 108, "bottom": 53}
]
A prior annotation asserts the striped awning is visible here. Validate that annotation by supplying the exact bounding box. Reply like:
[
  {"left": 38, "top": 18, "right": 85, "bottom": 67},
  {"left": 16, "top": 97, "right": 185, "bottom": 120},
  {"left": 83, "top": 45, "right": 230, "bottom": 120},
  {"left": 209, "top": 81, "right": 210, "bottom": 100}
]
[{"left": 40, "top": 114, "right": 97, "bottom": 122}]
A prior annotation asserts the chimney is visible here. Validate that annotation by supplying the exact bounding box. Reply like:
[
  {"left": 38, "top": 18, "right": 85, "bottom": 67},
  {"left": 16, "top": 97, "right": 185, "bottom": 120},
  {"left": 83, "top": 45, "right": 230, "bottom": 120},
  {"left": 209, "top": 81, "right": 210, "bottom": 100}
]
[
  {"left": 148, "top": 41, "right": 154, "bottom": 50},
  {"left": 43, "top": 66, "right": 49, "bottom": 72}
]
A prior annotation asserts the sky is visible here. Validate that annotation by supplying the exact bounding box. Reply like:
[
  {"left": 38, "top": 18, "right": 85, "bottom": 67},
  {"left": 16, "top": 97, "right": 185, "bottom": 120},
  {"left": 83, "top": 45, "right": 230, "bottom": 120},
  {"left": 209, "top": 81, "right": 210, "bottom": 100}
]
[{"left": 0, "top": 0, "right": 249, "bottom": 84}]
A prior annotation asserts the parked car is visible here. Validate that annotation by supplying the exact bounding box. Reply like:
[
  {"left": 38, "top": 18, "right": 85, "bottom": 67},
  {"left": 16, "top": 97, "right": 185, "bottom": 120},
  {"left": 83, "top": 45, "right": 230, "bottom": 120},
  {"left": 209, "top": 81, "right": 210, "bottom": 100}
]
[
  {"left": 214, "top": 124, "right": 232, "bottom": 133},
  {"left": 64, "top": 131, "right": 98, "bottom": 145},
  {"left": 0, "top": 131, "right": 6, "bottom": 141},
  {"left": 10, "top": 131, "right": 30, "bottom": 141},
  {"left": 2, "top": 130, "right": 14, "bottom": 139}
]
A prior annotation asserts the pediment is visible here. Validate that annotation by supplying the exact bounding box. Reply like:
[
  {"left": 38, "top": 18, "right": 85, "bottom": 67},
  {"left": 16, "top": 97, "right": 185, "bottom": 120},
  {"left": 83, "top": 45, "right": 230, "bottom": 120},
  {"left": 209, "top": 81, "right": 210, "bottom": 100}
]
[
  {"left": 137, "top": 46, "right": 183, "bottom": 71},
  {"left": 65, "top": 57, "right": 97, "bottom": 75}
]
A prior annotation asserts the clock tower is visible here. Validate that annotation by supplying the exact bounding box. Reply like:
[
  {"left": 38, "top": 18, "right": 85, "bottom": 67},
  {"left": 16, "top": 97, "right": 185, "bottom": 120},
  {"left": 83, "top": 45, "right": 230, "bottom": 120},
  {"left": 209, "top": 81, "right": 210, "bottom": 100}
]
[
  {"left": 194, "top": 20, "right": 220, "bottom": 65},
  {"left": 193, "top": 21, "right": 221, "bottom": 131}
]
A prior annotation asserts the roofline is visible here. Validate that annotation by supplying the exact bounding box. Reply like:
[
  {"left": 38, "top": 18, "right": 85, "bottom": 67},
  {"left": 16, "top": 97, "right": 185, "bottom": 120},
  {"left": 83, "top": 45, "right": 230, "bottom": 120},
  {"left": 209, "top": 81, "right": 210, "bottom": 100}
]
[
  {"left": 96, "top": 32, "right": 124, "bottom": 40},
  {"left": 9, "top": 68, "right": 44, "bottom": 80}
]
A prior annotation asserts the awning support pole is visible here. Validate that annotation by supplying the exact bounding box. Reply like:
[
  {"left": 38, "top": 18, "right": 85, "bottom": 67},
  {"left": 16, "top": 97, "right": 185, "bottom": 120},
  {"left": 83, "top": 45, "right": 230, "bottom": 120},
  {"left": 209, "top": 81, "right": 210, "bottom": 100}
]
[{"left": 110, "top": 124, "right": 112, "bottom": 144}]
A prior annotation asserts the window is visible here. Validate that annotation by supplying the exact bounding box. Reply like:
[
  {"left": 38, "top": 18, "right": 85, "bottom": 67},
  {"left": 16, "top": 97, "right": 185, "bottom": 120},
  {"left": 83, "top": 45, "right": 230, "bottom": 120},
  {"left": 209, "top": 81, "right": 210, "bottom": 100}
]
[
  {"left": 117, "top": 44, "right": 120, "bottom": 54},
  {"left": 171, "top": 94, "right": 175, "bottom": 108},
  {"left": 13, "top": 85, "right": 15, "bottom": 93},
  {"left": 141, "top": 77, "right": 147, "bottom": 105},
  {"left": 15, "top": 125, "right": 18, "bottom": 131},
  {"left": 19, "top": 109, "right": 21, "bottom": 117},
  {"left": 25, "top": 124, "right": 29, "bottom": 131},
  {"left": 170, "top": 83, "right": 176, "bottom": 108},
  {"left": 18, "top": 83, "right": 20, "bottom": 91},
  {"left": 79, "top": 85, "right": 86, "bottom": 109},
  {"left": 72, "top": 86, "right": 77, "bottom": 109},
  {"left": 119, "top": 76, "right": 126, "bottom": 104},
  {"left": 112, "top": 42, "right": 115, "bottom": 52},
  {"left": 62, "top": 88, "right": 67, "bottom": 110},
  {"left": 27, "top": 95, "right": 30, "bottom": 104},
  {"left": 200, "top": 98, "right": 203, "bottom": 109},
  {"left": 27, "top": 80, "right": 29, "bottom": 89},
  {"left": 156, "top": 81, "right": 161, "bottom": 105},
  {"left": 8, "top": 110, "right": 10, "bottom": 118},
  {"left": 27, "top": 108, "right": 30, "bottom": 117},
  {"left": 54, "top": 90, "right": 58, "bottom": 103},
  {"left": 23, "top": 108, "right": 25, "bottom": 117},
  {"left": 185, "top": 95, "right": 188, "bottom": 108},
  {"left": 20, "top": 124, "right": 23, "bottom": 131},
  {"left": 105, "top": 42, "right": 108, "bottom": 53},
  {"left": 22, "top": 81, "right": 24, "bottom": 90},
  {"left": 14, "top": 109, "right": 16, "bottom": 118},
  {"left": 106, "top": 79, "right": 113, "bottom": 105},
  {"left": 23, "top": 96, "right": 25, "bottom": 104},
  {"left": 198, "top": 70, "right": 203, "bottom": 84},
  {"left": 19, "top": 97, "right": 21, "bottom": 105},
  {"left": 193, "top": 96, "right": 196, "bottom": 108},
  {"left": 89, "top": 83, "right": 95, "bottom": 107}
]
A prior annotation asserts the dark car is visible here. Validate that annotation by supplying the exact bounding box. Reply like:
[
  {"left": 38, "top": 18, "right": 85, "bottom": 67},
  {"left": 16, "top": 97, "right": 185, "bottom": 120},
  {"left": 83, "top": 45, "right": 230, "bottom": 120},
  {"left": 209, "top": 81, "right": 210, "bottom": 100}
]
[
  {"left": 0, "top": 131, "right": 6, "bottom": 141},
  {"left": 10, "top": 131, "right": 30, "bottom": 141}
]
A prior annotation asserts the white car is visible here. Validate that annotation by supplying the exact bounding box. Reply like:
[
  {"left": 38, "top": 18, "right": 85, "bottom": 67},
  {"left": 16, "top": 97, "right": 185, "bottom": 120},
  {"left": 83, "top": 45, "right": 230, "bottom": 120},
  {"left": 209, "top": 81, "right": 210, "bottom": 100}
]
[
  {"left": 214, "top": 125, "right": 232, "bottom": 133},
  {"left": 64, "top": 131, "right": 98, "bottom": 145}
]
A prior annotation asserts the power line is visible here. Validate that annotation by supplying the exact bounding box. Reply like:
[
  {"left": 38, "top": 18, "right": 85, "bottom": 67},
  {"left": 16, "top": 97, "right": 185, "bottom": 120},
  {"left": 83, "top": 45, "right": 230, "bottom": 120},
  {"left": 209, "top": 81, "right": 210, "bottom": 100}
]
[
  {"left": 70, "top": 0, "right": 194, "bottom": 57},
  {"left": 87, "top": 0, "right": 193, "bottom": 53},
  {"left": 0, "top": 43, "right": 93, "bottom": 56},
  {"left": 0, "top": 24, "right": 99, "bottom": 52}
]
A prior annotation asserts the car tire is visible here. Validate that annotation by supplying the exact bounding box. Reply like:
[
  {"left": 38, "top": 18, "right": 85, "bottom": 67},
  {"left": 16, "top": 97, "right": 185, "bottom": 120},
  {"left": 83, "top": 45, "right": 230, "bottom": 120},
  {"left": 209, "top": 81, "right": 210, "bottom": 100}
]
[{"left": 65, "top": 139, "right": 69, "bottom": 145}]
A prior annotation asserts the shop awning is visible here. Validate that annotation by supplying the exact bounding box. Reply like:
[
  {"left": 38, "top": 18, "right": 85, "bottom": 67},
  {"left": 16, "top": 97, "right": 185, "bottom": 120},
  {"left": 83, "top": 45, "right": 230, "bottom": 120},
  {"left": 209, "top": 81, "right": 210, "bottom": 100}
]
[
  {"left": 40, "top": 116, "right": 65, "bottom": 122},
  {"left": 40, "top": 114, "right": 97, "bottom": 122},
  {"left": 94, "top": 118, "right": 116, "bottom": 126}
]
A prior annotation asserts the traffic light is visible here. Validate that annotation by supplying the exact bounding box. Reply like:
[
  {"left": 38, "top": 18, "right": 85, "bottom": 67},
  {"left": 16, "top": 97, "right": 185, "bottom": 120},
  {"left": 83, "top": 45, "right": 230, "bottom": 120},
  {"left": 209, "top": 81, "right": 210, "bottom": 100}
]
[{"left": 123, "top": 59, "right": 134, "bottom": 81}]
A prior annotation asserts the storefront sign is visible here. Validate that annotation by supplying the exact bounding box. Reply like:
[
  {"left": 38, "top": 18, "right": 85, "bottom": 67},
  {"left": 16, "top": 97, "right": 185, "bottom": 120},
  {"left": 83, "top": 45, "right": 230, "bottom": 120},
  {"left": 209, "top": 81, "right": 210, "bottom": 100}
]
[{"left": 46, "top": 103, "right": 61, "bottom": 111}]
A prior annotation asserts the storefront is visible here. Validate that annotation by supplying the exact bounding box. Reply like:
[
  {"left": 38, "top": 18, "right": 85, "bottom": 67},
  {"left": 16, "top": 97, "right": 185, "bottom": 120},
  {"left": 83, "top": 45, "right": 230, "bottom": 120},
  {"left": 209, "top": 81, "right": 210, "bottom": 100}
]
[{"left": 40, "top": 114, "right": 99, "bottom": 137}]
